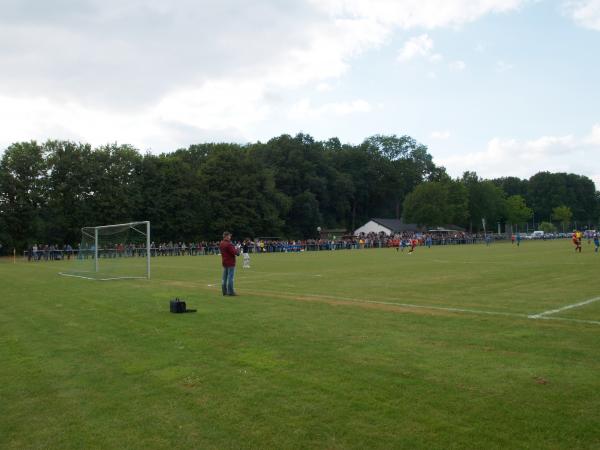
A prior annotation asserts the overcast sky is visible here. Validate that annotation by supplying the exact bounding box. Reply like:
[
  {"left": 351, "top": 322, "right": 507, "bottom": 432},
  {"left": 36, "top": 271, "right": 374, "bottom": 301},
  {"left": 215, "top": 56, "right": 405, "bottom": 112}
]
[{"left": 1, "top": 0, "right": 599, "bottom": 187}]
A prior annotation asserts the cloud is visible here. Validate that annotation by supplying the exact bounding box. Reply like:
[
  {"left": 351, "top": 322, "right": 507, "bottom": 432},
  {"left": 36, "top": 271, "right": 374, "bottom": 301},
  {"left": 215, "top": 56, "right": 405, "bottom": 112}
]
[
  {"left": 155, "top": 80, "right": 271, "bottom": 131},
  {"left": 562, "top": 0, "right": 600, "bottom": 30},
  {"left": 0, "top": 0, "right": 530, "bottom": 151},
  {"left": 431, "top": 130, "right": 451, "bottom": 140},
  {"left": 0, "top": 93, "right": 246, "bottom": 152},
  {"left": 436, "top": 124, "right": 600, "bottom": 188},
  {"left": 312, "top": 0, "right": 525, "bottom": 29},
  {"left": 316, "top": 82, "right": 334, "bottom": 92},
  {"left": 475, "top": 42, "right": 486, "bottom": 52},
  {"left": 288, "top": 98, "right": 373, "bottom": 119},
  {"left": 585, "top": 123, "right": 600, "bottom": 144},
  {"left": 449, "top": 60, "right": 466, "bottom": 71},
  {"left": 397, "top": 34, "right": 442, "bottom": 62},
  {"left": 495, "top": 60, "right": 514, "bottom": 72}
]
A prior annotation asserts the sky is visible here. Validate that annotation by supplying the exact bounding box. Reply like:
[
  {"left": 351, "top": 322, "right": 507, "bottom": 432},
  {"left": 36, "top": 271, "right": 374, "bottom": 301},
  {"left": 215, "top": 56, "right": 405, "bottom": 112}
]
[{"left": 1, "top": 0, "right": 600, "bottom": 187}]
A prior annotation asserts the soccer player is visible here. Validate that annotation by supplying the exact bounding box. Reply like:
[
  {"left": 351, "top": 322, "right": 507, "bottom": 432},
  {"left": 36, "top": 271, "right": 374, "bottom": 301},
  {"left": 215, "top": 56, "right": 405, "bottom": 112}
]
[
  {"left": 572, "top": 231, "right": 582, "bottom": 253},
  {"left": 400, "top": 238, "right": 407, "bottom": 252},
  {"left": 242, "top": 238, "right": 251, "bottom": 268},
  {"left": 408, "top": 238, "right": 417, "bottom": 254},
  {"left": 594, "top": 232, "right": 599, "bottom": 253}
]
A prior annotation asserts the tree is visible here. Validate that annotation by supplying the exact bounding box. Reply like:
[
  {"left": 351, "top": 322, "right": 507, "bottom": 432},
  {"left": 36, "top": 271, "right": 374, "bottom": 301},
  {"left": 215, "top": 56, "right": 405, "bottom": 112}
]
[
  {"left": 1, "top": 134, "right": 597, "bottom": 248},
  {"left": 492, "top": 176, "right": 528, "bottom": 198},
  {"left": 563, "top": 173, "right": 598, "bottom": 225},
  {"left": 137, "top": 152, "right": 208, "bottom": 241},
  {"left": 362, "top": 134, "right": 438, "bottom": 220},
  {"left": 528, "top": 172, "right": 598, "bottom": 225},
  {"left": 93, "top": 144, "right": 144, "bottom": 224},
  {"left": 330, "top": 143, "right": 382, "bottom": 231},
  {"left": 254, "top": 134, "right": 341, "bottom": 232},
  {"left": 552, "top": 205, "right": 572, "bottom": 232},
  {"left": 403, "top": 183, "right": 447, "bottom": 226},
  {"left": 461, "top": 172, "right": 505, "bottom": 231},
  {"left": 42, "top": 141, "right": 95, "bottom": 245},
  {"left": 287, "top": 191, "right": 322, "bottom": 238},
  {"left": 0, "top": 141, "right": 46, "bottom": 250},
  {"left": 538, "top": 221, "right": 557, "bottom": 233},
  {"left": 402, "top": 180, "right": 468, "bottom": 227},
  {"left": 445, "top": 181, "right": 470, "bottom": 225},
  {"left": 197, "top": 145, "right": 290, "bottom": 239},
  {"left": 504, "top": 195, "right": 533, "bottom": 233}
]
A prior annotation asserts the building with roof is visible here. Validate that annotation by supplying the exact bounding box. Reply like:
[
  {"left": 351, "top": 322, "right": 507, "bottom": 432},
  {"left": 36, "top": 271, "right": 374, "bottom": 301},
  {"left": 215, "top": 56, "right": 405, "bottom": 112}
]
[
  {"left": 353, "top": 218, "right": 425, "bottom": 235},
  {"left": 354, "top": 219, "right": 465, "bottom": 236}
]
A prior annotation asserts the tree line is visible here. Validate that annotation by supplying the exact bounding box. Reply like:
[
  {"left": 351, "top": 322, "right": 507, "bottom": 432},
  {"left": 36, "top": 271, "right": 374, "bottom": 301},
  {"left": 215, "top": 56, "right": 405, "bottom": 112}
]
[{"left": 1, "top": 134, "right": 598, "bottom": 251}]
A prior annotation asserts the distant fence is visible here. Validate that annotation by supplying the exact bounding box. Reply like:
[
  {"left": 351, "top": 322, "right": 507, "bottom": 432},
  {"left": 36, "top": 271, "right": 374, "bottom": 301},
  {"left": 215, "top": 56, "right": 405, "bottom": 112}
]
[{"left": 22, "top": 236, "right": 513, "bottom": 261}]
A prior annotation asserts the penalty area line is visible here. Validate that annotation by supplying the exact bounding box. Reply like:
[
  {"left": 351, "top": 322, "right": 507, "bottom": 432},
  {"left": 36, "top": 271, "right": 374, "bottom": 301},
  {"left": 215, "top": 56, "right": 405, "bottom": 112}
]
[
  {"left": 253, "top": 289, "right": 600, "bottom": 326},
  {"left": 528, "top": 296, "right": 600, "bottom": 319},
  {"left": 255, "top": 289, "right": 529, "bottom": 319},
  {"left": 531, "top": 316, "right": 600, "bottom": 326},
  {"left": 186, "top": 284, "right": 600, "bottom": 327}
]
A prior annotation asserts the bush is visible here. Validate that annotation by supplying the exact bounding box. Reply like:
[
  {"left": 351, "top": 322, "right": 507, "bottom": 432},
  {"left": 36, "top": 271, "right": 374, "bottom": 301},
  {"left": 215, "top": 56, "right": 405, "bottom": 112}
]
[{"left": 538, "top": 221, "right": 557, "bottom": 233}]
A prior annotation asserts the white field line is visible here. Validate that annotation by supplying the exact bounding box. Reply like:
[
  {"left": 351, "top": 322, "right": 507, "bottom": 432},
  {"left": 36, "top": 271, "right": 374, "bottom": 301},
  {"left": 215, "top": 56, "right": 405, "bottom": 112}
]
[
  {"left": 254, "top": 290, "right": 600, "bottom": 326},
  {"left": 528, "top": 296, "right": 600, "bottom": 319},
  {"left": 256, "top": 289, "right": 529, "bottom": 319},
  {"left": 532, "top": 316, "right": 600, "bottom": 326},
  {"left": 58, "top": 272, "right": 147, "bottom": 281},
  {"left": 152, "top": 280, "right": 600, "bottom": 326},
  {"left": 58, "top": 272, "right": 97, "bottom": 280}
]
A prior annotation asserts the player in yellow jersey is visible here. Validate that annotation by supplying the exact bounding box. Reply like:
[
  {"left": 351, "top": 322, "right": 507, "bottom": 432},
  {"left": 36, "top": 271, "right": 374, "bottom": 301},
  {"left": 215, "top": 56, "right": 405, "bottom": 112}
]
[{"left": 572, "top": 231, "right": 582, "bottom": 253}]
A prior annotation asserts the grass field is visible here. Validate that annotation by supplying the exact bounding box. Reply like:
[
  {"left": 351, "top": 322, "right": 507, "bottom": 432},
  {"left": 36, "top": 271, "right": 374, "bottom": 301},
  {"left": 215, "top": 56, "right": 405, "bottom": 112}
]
[{"left": 1, "top": 240, "right": 599, "bottom": 449}]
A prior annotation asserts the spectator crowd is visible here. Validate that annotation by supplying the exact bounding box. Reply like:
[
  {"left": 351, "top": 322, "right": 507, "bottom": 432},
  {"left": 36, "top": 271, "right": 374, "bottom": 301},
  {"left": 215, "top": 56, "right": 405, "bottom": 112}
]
[{"left": 23, "top": 230, "right": 497, "bottom": 261}]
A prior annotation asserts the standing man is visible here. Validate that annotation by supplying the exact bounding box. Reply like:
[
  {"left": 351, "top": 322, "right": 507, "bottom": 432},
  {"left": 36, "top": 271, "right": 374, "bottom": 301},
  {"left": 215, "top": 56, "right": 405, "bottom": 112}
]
[{"left": 220, "top": 231, "right": 240, "bottom": 296}]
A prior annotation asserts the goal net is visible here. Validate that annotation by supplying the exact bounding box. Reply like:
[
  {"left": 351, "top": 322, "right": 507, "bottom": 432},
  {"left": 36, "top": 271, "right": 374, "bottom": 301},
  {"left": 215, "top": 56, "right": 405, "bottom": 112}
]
[{"left": 60, "top": 221, "right": 150, "bottom": 280}]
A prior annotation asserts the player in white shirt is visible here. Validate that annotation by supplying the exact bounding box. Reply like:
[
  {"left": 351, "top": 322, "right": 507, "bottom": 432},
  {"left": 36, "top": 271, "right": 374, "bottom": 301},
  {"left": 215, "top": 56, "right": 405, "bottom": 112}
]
[{"left": 242, "top": 239, "right": 251, "bottom": 268}]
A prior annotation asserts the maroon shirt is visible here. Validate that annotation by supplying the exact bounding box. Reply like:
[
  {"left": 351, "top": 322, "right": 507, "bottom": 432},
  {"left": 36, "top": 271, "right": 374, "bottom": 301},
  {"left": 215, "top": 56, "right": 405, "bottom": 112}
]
[{"left": 220, "top": 240, "right": 238, "bottom": 267}]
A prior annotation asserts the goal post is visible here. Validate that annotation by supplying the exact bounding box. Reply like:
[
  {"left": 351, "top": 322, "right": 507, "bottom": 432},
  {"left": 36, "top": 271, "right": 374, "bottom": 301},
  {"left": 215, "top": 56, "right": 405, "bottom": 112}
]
[{"left": 60, "top": 221, "right": 151, "bottom": 280}]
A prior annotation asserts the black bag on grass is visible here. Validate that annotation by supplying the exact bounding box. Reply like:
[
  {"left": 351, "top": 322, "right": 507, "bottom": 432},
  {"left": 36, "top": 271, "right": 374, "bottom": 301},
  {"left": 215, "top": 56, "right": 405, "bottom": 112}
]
[{"left": 170, "top": 298, "right": 187, "bottom": 313}]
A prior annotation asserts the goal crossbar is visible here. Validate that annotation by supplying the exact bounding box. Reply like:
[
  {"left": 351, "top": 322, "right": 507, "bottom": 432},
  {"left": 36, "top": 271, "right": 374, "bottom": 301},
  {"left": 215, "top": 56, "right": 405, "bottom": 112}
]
[{"left": 91, "top": 221, "right": 150, "bottom": 230}]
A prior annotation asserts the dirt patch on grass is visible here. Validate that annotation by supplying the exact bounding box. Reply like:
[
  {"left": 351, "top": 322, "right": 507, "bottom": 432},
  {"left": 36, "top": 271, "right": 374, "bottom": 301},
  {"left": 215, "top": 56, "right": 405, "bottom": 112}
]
[{"left": 158, "top": 279, "right": 205, "bottom": 289}]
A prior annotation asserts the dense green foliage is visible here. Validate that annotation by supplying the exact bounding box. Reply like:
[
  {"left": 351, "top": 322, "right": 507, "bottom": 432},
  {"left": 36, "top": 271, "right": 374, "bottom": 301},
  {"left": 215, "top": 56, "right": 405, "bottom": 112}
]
[
  {"left": 0, "top": 135, "right": 440, "bottom": 248},
  {"left": 539, "top": 221, "right": 558, "bottom": 233},
  {"left": 552, "top": 205, "right": 573, "bottom": 232},
  {"left": 1, "top": 134, "right": 599, "bottom": 250},
  {"left": 1, "top": 242, "right": 600, "bottom": 449},
  {"left": 402, "top": 178, "right": 468, "bottom": 226}
]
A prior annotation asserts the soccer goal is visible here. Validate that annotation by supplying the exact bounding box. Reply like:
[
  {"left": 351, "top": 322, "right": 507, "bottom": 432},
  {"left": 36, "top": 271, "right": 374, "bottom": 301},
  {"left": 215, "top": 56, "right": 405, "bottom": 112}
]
[{"left": 60, "top": 221, "right": 151, "bottom": 280}]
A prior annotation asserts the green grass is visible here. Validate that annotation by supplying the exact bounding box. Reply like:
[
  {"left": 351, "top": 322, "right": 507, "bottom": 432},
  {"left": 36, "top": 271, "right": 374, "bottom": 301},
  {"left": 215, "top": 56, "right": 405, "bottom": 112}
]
[{"left": 1, "top": 240, "right": 599, "bottom": 449}]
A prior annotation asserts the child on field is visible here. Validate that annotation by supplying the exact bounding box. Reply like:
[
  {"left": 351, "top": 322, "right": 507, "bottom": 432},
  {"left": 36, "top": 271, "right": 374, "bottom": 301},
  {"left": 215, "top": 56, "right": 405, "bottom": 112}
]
[{"left": 242, "top": 239, "right": 251, "bottom": 268}]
